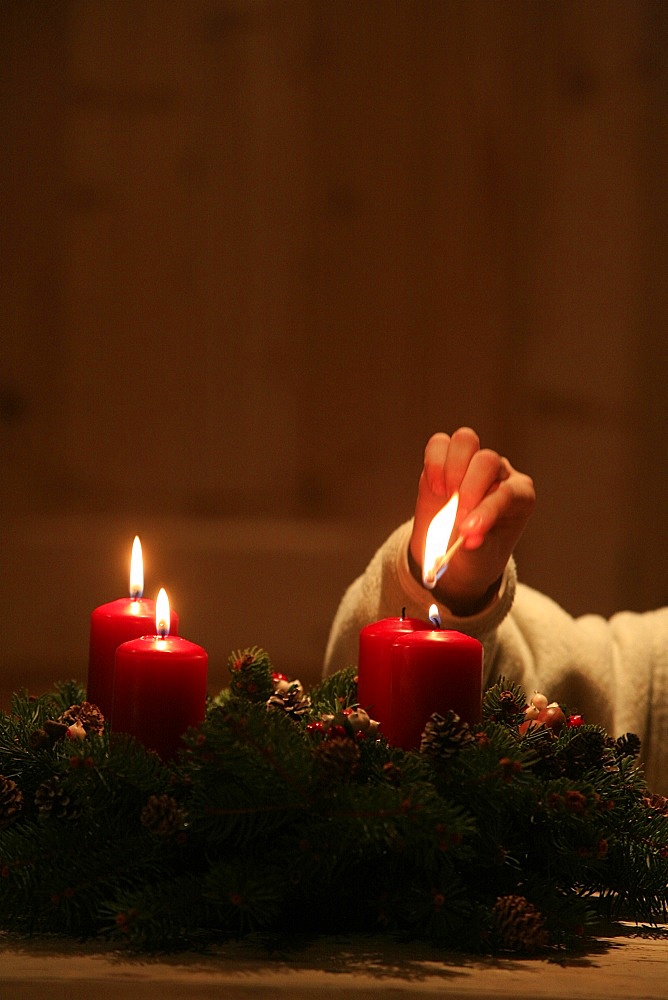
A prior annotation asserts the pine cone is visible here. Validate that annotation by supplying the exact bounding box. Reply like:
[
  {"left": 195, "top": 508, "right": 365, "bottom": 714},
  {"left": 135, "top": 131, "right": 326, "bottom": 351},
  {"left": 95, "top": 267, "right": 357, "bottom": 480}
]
[
  {"left": 0, "top": 775, "right": 24, "bottom": 829},
  {"left": 58, "top": 701, "right": 105, "bottom": 736},
  {"left": 140, "top": 794, "right": 187, "bottom": 838},
  {"left": 267, "top": 680, "right": 311, "bottom": 719},
  {"left": 499, "top": 690, "right": 522, "bottom": 715},
  {"left": 642, "top": 792, "right": 668, "bottom": 816},
  {"left": 613, "top": 732, "right": 642, "bottom": 759},
  {"left": 420, "top": 711, "right": 474, "bottom": 759},
  {"left": 560, "top": 728, "right": 608, "bottom": 775},
  {"left": 34, "top": 776, "right": 78, "bottom": 821},
  {"left": 492, "top": 894, "right": 548, "bottom": 953},
  {"left": 312, "top": 734, "right": 361, "bottom": 779}
]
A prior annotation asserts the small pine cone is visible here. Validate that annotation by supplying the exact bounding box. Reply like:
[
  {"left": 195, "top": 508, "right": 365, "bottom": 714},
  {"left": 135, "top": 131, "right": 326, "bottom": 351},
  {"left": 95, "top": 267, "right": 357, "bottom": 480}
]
[
  {"left": 58, "top": 701, "right": 105, "bottom": 736},
  {"left": 613, "top": 732, "right": 642, "bottom": 759},
  {"left": 561, "top": 728, "right": 607, "bottom": 774},
  {"left": 312, "top": 734, "right": 361, "bottom": 779},
  {"left": 34, "top": 776, "right": 78, "bottom": 821},
  {"left": 420, "top": 711, "right": 474, "bottom": 760},
  {"left": 642, "top": 792, "right": 668, "bottom": 816},
  {"left": 492, "top": 894, "right": 548, "bottom": 953},
  {"left": 0, "top": 775, "right": 24, "bottom": 829},
  {"left": 267, "top": 680, "right": 311, "bottom": 719},
  {"left": 140, "top": 794, "right": 187, "bottom": 838},
  {"left": 499, "top": 690, "right": 523, "bottom": 716}
]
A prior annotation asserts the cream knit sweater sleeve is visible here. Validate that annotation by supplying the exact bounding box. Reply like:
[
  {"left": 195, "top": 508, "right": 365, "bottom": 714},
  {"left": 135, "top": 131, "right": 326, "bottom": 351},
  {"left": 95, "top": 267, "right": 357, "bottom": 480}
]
[{"left": 323, "top": 520, "right": 668, "bottom": 794}]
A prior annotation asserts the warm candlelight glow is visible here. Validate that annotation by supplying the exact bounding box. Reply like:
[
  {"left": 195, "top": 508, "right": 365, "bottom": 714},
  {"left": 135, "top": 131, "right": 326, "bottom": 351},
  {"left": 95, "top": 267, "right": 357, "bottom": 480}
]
[
  {"left": 423, "top": 492, "right": 459, "bottom": 588},
  {"left": 129, "top": 536, "right": 144, "bottom": 599},
  {"left": 156, "top": 588, "right": 170, "bottom": 638}
]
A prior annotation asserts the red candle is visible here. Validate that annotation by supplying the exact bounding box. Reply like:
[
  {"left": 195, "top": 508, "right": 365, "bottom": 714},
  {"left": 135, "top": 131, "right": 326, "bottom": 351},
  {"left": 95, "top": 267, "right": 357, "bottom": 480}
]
[
  {"left": 358, "top": 611, "right": 429, "bottom": 730},
  {"left": 87, "top": 537, "right": 179, "bottom": 720},
  {"left": 111, "top": 588, "right": 207, "bottom": 760},
  {"left": 386, "top": 614, "right": 483, "bottom": 750}
]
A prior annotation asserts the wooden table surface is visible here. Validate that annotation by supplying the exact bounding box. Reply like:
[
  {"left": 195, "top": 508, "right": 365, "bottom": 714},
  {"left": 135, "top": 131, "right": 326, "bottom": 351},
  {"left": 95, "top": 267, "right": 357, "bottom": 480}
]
[{"left": 1, "top": 925, "right": 667, "bottom": 999}]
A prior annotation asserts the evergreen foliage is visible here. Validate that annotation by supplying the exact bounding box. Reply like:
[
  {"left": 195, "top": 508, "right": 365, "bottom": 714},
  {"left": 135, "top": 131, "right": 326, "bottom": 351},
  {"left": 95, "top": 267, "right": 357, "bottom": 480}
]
[{"left": 0, "top": 658, "right": 666, "bottom": 955}]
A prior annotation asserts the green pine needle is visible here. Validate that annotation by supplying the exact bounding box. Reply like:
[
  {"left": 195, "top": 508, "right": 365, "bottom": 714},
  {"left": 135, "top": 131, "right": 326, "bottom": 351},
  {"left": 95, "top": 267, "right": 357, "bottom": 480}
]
[{"left": 0, "top": 661, "right": 666, "bottom": 954}]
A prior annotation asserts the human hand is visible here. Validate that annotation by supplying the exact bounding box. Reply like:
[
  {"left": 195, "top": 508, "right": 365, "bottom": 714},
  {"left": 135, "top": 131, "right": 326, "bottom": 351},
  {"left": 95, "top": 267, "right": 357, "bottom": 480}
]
[{"left": 409, "top": 428, "right": 535, "bottom": 615}]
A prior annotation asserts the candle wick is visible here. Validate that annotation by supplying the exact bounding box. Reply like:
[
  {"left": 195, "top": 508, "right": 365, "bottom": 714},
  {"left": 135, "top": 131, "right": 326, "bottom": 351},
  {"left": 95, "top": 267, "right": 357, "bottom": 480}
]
[
  {"left": 429, "top": 610, "right": 442, "bottom": 628},
  {"left": 401, "top": 606, "right": 406, "bottom": 620},
  {"left": 130, "top": 589, "right": 143, "bottom": 600}
]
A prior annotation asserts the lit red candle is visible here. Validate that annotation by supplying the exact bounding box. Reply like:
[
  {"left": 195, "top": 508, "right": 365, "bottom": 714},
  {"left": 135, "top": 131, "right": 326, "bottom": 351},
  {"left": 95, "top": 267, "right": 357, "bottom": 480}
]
[
  {"left": 111, "top": 588, "right": 207, "bottom": 760},
  {"left": 87, "top": 537, "right": 179, "bottom": 720},
  {"left": 386, "top": 606, "right": 483, "bottom": 750},
  {"left": 358, "top": 611, "right": 429, "bottom": 729},
  {"left": 363, "top": 493, "right": 483, "bottom": 750}
]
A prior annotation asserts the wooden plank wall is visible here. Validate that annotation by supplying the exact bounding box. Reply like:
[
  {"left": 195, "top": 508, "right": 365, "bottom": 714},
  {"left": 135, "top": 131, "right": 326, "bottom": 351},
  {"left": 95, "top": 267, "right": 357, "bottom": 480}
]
[{"left": 1, "top": 0, "right": 666, "bottom": 698}]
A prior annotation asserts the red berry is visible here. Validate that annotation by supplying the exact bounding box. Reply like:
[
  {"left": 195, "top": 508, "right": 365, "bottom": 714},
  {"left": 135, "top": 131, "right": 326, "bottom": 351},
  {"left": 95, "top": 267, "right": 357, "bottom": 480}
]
[{"left": 568, "top": 714, "right": 584, "bottom": 727}]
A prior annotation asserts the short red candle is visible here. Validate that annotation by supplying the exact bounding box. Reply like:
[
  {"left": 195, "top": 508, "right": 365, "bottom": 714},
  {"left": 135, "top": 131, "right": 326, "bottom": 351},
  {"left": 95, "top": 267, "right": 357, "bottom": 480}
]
[
  {"left": 88, "top": 599, "right": 180, "bottom": 722},
  {"left": 358, "top": 613, "right": 429, "bottom": 729},
  {"left": 386, "top": 628, "right": 483, "bottom": 750},
  {"left": 111, "top": 621, "right": 207, "bottom": 761}
]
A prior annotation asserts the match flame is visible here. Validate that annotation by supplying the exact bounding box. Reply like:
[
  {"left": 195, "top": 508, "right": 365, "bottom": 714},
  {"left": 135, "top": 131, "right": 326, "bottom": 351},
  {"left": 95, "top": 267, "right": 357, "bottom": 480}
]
[
  {"left": 155, "top": 587, "right": 170, "bottom": 638},
  {"left": 129, "top": 536, "right": 144, "bottom": 599},
  {"left": 422, "top": 492, "right": 459, "bottom": 589}
]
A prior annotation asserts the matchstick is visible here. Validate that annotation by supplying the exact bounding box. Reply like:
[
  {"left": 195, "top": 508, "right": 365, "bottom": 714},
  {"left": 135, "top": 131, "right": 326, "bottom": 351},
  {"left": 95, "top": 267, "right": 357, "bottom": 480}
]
[{"left": 423, "top": 534, "right": 466, "bottom": 589}]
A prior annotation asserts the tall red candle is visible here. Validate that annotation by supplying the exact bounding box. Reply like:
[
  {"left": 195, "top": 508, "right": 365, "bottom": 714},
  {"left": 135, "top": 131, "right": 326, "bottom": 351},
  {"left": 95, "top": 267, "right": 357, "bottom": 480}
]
[
  {"left": 386, "top": 624, "right": 483, "bottom": 750},
  {"left": 358, "top": 611, "right": 429, "bottom": 730},
  {"left": 111, "top": 589, "right": 207, "bottom": 760},
  {"left": 87, "top": 537, "right": 179, "bottom": 720}
]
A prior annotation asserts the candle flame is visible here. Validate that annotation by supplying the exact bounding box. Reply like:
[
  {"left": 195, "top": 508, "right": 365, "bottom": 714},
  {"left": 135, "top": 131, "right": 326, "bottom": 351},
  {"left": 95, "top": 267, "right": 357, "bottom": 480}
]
[
  {"left": 422, "top": 492, "right": 459, "bottom": 589},
  {"left": 155, "top": 587, "right": 170, "bottom": 638},
  {"left": 429, "top": 603, "right": 441, "bottom": 628},
  {"left": 129, "top": 536, "right": 144, "bottom": 599}
]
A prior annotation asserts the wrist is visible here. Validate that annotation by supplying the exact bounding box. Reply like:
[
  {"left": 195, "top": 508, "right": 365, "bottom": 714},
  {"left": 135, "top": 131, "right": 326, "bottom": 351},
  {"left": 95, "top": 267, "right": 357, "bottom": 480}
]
[{"left": 407, "top": 545, "right": 501, "bottom": 617}]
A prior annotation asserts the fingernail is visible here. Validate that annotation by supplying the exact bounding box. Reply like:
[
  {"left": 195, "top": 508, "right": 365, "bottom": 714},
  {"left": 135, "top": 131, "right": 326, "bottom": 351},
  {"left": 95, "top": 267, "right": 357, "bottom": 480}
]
[{"left": 461, "top": 513, "right": 481, "bottom": 533}]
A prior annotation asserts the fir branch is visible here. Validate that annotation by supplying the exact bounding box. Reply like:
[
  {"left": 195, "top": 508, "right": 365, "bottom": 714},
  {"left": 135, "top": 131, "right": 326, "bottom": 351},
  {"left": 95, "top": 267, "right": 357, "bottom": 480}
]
[
  {"left": 0, "top": 669, "right": 666, "bottom": 954},
  {"left": 309, "top": 666, "right": 358, "bottom": 716}
]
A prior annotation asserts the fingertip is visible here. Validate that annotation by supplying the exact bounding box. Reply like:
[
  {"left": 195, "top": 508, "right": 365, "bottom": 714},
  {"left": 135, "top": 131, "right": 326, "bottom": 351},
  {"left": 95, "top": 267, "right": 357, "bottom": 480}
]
[
  {"left": 460, "top": 511, "right": 482, "bottom": 533},
  {"left": 427, "top": 470, "right": 448, "bottom": 497}
]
